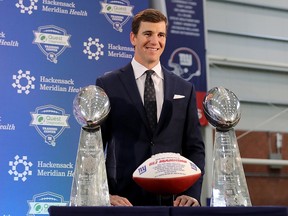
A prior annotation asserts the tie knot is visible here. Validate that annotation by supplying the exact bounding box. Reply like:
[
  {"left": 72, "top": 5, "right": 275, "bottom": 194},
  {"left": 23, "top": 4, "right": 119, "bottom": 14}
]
[{"left": 146, "top": 70, "right": 154, "bottom": 78}]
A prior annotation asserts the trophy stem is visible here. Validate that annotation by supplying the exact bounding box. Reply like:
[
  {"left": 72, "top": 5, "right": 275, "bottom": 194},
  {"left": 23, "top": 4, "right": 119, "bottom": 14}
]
[
  {"left": 70, "top": 127, "right": 110, "bottom": 206},
  {"left": 210, "top": 129, "right": 252, "bottom": 206}
]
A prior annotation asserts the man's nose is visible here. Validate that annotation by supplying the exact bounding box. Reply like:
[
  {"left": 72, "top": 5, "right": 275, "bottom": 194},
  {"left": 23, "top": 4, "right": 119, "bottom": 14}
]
[{"left": 149, "top": 34, "right": 159, "bottom": 44}]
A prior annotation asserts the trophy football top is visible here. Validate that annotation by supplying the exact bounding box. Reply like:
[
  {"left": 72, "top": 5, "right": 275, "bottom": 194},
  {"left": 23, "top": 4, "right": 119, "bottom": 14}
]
[
  {"left": 203, "top": 86, "right": 241, "bottom": 130},
  {"left": 73, "top": 85, "right": 110, "bottom": 129}
]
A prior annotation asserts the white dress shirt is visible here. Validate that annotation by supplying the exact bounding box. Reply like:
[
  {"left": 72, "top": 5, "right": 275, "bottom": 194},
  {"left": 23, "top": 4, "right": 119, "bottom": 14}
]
[{"left": 131, "top": 58, "right": 164, "bottom": 122}]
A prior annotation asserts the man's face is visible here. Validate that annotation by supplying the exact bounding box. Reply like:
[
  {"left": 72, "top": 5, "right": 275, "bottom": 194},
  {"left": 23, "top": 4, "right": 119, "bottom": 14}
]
[{"left": 130, "top": 21, "right": 166, "bottom": 68}]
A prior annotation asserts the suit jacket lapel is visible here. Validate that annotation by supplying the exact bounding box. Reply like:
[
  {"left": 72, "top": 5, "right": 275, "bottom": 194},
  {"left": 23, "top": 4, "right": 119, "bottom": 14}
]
[
  {"left": 117, "top": 64, "right": 151, "bottom": 132},
  {"left": 156, "top": 68, "right": 175, "bottom": 133}
]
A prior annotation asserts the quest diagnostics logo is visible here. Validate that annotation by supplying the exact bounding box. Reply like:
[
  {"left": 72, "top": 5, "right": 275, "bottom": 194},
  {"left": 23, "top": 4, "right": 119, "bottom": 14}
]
[
  {"left": 12, "top": 69, "right": 36, "bottom": 94},
  {"left": 27, "top": 191, "right": 68, "bottom": 216},
  {"left": 15, "top": 0, "right": 38, "bottom": 15},
  {"left": 30, "top": 105, "right": 70, "bottom": 147},
  {"left": 100, "top": 0, "right": 134, "bottom": 32},
  {"left": 8, "top": 155, "right": 33, "bottom": 182},
  {"left": 33, "top": 25, "right": 71, "bottom": 63}
]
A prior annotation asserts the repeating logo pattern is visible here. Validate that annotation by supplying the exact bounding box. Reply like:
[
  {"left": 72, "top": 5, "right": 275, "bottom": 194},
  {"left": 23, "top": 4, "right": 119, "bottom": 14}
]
[
  {"left": 2, "top": 1, "right": 155, "bottom": 215},
  {"left": 8, "top": 155, "right": 33, "bottom": 182},
  {"left": 12, "top": 70, "right": 36, "bottom": 94},
  {"left": 27, "top": 191, "right": 68, "bottom": 215},
  {"left": 83, "top": 37, "right": 104, "bottom": 61},
  {"left": 33, "top": 25, "right": 71, "bottom": 63},
  {"left": 30, "top": 105, "right": 70, "bottom": 147},
  {"left": 15, "top": 0, "right": 38, "bottom": 15},
  {"left": 100, "top": 0, "right": 134, "bottom": 32}
]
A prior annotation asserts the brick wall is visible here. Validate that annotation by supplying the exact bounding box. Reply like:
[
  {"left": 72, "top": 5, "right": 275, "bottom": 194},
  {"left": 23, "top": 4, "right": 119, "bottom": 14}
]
[{"left": 236, "top": 131, "right": 288, "bottom": 206}]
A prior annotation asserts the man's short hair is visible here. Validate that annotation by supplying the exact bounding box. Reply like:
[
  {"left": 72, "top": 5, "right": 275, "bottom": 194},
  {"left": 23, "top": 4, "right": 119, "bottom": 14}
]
[{"left": 131, "top": 8, "right": 168, "bottom": 35}]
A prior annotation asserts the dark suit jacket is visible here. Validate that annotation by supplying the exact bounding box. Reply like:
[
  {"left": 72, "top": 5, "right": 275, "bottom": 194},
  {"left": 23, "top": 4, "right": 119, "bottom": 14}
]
[{"left": 96, "top": 63, "right": 205, "bottom": 206}]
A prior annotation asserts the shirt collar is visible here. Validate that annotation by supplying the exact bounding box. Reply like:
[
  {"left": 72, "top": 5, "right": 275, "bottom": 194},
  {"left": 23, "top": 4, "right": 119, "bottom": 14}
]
[{"left": 132, "top": 58, "right": 164, "bottom": 80}]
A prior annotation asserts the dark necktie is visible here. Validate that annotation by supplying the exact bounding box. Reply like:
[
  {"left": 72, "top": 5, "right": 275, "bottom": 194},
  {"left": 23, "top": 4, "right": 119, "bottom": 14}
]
[{"left": 144, "top": 70, "right": 157, "bottom": 132}]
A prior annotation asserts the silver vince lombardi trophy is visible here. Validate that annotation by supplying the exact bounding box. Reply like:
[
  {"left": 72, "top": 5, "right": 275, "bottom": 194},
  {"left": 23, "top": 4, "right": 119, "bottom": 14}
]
[
  {"left": 203, "top": 86, "right": 252, "bottom": 207},
  {"left": 70, "top": 85, "right": 110, "bottom": 206}
]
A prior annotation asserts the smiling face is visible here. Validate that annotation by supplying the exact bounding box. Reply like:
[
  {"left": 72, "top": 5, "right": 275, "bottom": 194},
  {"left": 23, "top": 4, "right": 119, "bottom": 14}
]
[{"left": 130, "top": 21, "right": 167, "bottom": 69}]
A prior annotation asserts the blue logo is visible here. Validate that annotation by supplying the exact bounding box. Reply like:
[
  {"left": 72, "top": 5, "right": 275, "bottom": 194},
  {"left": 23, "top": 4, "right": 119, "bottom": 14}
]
[
  {"left": 168, "top": 47, "right": 201, "bottom": 82},
  {"left": 138, "top": 165, "right": 146, "bottom": 175},
  {"left": 190, "top": 162, "right": 198, "bottom": 171}
]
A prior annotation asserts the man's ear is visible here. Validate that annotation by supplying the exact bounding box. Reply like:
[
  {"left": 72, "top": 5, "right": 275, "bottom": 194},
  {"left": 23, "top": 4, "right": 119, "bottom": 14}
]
[{"left": 130, "top": 32, "right": 136, "bottom": 46}]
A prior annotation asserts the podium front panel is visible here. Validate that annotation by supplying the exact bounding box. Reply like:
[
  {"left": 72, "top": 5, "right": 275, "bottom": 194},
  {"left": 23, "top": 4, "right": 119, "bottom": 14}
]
[{"left": 49, "top": 206, "right": 169, "bottom": 216}]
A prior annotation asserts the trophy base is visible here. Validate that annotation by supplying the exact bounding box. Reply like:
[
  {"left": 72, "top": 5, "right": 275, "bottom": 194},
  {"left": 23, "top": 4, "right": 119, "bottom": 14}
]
[
  {"left": 70, "top": 127, "right": 110, "bottom": 206},
  {"left": 210, "top": 129, "right": 252, "bottom": 207}
]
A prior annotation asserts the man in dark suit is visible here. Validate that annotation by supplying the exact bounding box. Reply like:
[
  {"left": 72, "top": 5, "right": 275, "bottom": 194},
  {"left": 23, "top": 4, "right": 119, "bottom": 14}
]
[{"left": 96, "top": 8, "right": 205, "bottom": 206}]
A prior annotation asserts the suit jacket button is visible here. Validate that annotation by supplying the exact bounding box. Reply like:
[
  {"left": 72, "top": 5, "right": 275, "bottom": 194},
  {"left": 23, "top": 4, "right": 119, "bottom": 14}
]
[{"left": 150, "top": 141, "right": 154, "bottom": 146}]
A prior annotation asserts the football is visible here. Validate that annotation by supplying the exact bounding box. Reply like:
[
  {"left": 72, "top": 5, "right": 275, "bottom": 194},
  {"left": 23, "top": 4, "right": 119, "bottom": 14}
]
[{"left": 132, "top": 152, "right": 201, "bottom": 195}]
